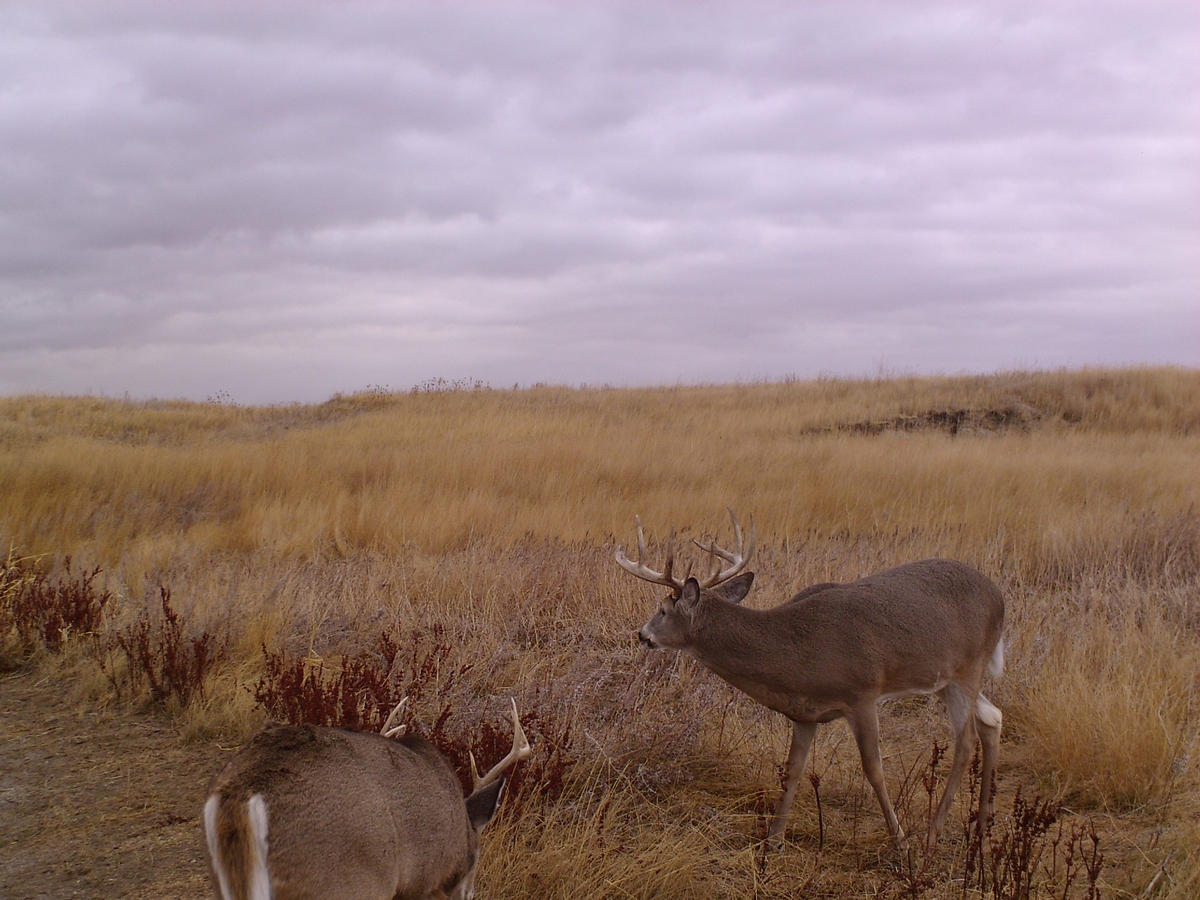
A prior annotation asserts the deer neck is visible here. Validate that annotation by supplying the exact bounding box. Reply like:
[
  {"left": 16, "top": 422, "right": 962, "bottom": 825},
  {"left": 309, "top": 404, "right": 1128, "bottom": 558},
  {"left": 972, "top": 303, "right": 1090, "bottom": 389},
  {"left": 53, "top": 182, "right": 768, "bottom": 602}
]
[{"left": 683, "top": 599, "right": 805, "bottom": 713}]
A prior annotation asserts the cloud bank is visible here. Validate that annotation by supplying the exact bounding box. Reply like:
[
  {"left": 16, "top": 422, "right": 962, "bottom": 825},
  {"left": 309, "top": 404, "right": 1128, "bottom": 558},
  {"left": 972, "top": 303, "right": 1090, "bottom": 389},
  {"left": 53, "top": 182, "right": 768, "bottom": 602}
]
[{"left": 2, "top": 1, "right": 1196, "bottom": 402}]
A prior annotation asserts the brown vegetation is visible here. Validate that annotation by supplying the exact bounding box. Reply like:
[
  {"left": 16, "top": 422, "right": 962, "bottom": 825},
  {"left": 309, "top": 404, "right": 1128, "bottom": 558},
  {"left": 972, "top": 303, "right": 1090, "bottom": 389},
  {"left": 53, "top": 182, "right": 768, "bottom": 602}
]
[{"left": 1, "top": 366, "right": 1197, "bottom": 898}]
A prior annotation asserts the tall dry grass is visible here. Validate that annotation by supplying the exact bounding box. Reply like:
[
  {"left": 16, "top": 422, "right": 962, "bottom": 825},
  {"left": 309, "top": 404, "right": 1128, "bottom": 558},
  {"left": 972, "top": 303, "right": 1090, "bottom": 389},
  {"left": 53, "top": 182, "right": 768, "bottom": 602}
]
[
  {"left": 2, "top": 366, "right": 1198, "bottom": 898},
  {"left": 2, "top": 367, "right": 1198, "bottom": 572}
]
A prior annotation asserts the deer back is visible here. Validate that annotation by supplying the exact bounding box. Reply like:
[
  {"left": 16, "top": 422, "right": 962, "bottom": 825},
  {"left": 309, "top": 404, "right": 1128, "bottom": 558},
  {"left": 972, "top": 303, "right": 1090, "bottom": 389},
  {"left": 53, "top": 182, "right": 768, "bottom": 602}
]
[
  {"left": 206, "top": 721, "right": 480, "bottom": 900},
  {"left": 680, "top": 559, "right": 1004, "bottom": 719}
]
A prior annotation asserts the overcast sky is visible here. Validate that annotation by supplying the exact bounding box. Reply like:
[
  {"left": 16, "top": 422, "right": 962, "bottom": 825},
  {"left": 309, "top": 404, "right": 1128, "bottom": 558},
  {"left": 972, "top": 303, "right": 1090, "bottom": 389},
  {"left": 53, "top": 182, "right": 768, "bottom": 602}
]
[{"left": 2, "top": 2, "right": 1197, "bottom": 404}]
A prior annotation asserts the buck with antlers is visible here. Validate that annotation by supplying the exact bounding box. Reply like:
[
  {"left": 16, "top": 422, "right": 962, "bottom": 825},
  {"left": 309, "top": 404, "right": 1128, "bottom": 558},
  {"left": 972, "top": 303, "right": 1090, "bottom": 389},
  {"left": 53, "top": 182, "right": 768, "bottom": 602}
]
[
  {"left": 617, "top": 511, "right": 1004, "bottom": 850},
  {"left": 203, "top": 698, "right": 531, "bottom": 900}
]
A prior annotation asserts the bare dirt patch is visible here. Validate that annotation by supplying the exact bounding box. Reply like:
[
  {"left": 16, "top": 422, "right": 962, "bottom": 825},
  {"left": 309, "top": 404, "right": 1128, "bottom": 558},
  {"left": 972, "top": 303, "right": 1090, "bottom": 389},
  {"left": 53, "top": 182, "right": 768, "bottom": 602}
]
[{"left": 0, "top": 670, "right": 225, "bottom": 899}]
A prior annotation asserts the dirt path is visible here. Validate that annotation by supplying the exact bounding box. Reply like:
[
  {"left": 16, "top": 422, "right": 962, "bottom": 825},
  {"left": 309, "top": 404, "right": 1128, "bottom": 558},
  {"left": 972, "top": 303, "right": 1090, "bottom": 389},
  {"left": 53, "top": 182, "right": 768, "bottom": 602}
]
[{"left": 0, "top": 670, "right": 226, "bottom": 899}]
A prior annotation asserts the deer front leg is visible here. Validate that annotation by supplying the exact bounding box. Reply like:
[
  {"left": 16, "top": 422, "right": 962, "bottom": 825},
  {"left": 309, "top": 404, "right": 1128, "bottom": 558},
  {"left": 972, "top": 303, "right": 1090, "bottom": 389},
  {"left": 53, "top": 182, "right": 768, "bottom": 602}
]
[
  {"left": 767, "top": 720, "right": 817, "bottom": 848},
  {"left": 848, "top": 704, "right": 904, "bottom": 845}
]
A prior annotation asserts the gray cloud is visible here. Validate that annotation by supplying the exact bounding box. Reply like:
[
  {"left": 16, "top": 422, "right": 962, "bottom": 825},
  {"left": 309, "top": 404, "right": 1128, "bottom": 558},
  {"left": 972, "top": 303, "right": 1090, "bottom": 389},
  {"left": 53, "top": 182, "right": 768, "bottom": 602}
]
[{"left": 1, "top": 1, "right": 1196, "bottom": 403}]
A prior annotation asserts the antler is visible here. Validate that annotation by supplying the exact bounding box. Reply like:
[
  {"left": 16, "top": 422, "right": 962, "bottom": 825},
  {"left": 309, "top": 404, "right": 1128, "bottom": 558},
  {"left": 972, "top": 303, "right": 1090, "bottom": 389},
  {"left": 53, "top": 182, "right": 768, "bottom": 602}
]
[
  {"left": 469, "top": 698, "right": 532, "bottom": 792},
  {"left": 380, "top": 697, "right": 409, "bottom": 739},
  {"left": 614, "top": 516, "right": 686, "bottom": 597},
  {"left": 693, "top": 509, "right": 756, "bottom": 589}
]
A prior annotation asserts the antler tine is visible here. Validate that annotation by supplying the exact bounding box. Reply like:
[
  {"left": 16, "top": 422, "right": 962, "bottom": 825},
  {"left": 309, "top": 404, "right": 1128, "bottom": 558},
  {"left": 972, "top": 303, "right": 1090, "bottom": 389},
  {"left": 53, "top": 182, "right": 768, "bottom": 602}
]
[
  {"left": 615, "top": 516, "right": 685, "bottom": 596},
  {"left": 471, "top": 698, "right": 533, "bottom": 792},
  {"left": 380, "top": 697, "right": 409, "bottom": 739},
  {"left": 694, "top": 509, "right": 756, "bottom": 588}
]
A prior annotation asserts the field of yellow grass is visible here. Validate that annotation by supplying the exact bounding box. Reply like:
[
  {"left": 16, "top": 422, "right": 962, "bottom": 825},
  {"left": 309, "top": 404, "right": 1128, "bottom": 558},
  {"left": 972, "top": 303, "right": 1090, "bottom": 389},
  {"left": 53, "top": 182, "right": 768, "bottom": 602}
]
[{"left": 2, "top": 367, "right": 1198, "bottom": 898}]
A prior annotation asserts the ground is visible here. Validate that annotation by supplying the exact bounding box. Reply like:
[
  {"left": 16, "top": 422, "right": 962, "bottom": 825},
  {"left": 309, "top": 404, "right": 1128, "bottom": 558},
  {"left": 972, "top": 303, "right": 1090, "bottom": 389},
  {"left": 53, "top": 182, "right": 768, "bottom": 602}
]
[{"left": 0, "top": 670, "right": 225, "bottom": 899}]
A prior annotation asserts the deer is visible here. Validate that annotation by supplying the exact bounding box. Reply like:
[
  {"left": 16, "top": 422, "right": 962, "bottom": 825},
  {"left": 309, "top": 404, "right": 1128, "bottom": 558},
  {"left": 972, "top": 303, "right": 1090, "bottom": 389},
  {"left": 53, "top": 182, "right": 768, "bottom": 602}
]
[
  {"left": 617, "top": 511, "right": 1004, "bottom": 851},
  {"left": 203, "top": 697, "right": 531, "bottom": 900}
]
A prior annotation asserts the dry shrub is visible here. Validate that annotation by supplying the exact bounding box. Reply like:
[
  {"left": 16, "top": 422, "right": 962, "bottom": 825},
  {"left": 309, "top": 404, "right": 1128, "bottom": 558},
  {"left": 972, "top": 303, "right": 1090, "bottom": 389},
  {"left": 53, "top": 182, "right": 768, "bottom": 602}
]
[
  {"left": 109, "top": 585, "right": 223, "bottom": 709},
  {"left": 438, "top": 698, "right": 577, "bottom": 814},
  {"left": 252, "top": 623, "right": 577, "bottom": 806},
  {"left": 976, "top": 790, "right": 1103, "bottom": 900},
  {"left": 0, "top": 553, "right": 227, "bottom": 713},
  {"left": 0, "top": 553, "right": 110, "bottom": 662},
  {"left": 252, "top": 628, "right": 453, "bottom": 732}
]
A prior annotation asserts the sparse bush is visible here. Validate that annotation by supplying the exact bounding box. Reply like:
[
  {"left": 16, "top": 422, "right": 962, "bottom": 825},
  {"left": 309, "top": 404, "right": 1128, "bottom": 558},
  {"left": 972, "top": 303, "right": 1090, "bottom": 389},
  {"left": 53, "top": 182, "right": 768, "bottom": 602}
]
[
  {"left": 986, "top": 790, "right": 1062, "bottom": 900},
  {"left": 0, "top": 552, "right": 110, "bottom": 657},
  {"left": 958, "top": 787, "right": 1104, "bottom": 900},
  {"left": 205, "top": 390, "right": 238, "bottom": 406},
  {"left": 253, "top": 625, "right": 466, "bottom": 731},
  {"left": 253, "top": 625, "right": 575, "bottom": 807},
  {"left": 110, "top": 585, "right": 222, "bottom": 708}
]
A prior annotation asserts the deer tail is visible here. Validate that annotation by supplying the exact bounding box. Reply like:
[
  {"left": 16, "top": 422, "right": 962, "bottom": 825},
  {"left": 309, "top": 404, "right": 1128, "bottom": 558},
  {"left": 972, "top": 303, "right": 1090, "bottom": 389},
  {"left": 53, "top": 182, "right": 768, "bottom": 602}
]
[
  {"left": 986, "top": 636, "right": 1005, "bottom": 678},
  {"left": 204, "top": 793, "right": 272, "bottom": 900}
]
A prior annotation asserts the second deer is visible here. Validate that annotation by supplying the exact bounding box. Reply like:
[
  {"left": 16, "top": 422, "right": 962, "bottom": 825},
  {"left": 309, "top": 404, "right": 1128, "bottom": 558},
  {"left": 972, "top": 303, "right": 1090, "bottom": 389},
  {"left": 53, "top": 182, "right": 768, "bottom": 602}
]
[
  {"left": 617, "top": 511, "right": 1004, "bottom": 850},
  {"left": 203, "top": 698, "right": 531, "bottom": 900}
]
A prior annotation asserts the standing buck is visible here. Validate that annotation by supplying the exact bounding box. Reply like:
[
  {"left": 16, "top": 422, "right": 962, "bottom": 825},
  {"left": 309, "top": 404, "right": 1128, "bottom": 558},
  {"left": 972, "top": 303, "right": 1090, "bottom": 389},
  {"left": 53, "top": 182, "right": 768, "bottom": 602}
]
[
  {"left": 617, "top": 511, "right": 1004, "bottom": 850},
  {"left": 203, "top": 698, "right": 531, "bottom": 900}
]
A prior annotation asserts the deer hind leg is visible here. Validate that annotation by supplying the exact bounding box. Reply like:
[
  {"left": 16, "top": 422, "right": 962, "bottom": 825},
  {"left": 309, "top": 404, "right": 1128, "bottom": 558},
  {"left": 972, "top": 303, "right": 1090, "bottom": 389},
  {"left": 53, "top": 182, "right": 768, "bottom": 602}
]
[
  {"left": 974, "top": 693, "right": 1002, "bottom": 824},
  {"left": 848, "top": 705, "right": 904, "bottom": 845},
  {"left": 767, "top": 720, "right": 817, "bottom": 848},
  {"left": 928, "top": 683, "right": 979, "bottom": 850}
]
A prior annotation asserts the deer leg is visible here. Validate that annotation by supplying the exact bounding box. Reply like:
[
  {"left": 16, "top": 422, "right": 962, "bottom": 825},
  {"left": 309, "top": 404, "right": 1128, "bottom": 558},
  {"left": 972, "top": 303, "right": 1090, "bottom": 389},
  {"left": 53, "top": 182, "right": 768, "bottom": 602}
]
[
  {"left": 929, "top": 683, "right": 979, "bottom": 850},
  {"left": 974, "top": 693, "right": 1002, "bottom": 824},
  {"left": 848, "top": 705, "right": 904, "bottom": 845},
  {"left": 767, "top": 720, "right": 817, "bottom": 848}
]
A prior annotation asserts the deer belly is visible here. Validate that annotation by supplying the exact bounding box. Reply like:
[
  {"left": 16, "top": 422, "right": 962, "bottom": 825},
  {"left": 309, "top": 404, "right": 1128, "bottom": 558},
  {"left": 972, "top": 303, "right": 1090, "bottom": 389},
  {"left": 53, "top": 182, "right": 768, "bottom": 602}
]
[
  {"left": 878, "top": 681, "right": 948, "bottom": 703},
  {"left": 736, "top": 681, "right": 849, "bottom": 723}
]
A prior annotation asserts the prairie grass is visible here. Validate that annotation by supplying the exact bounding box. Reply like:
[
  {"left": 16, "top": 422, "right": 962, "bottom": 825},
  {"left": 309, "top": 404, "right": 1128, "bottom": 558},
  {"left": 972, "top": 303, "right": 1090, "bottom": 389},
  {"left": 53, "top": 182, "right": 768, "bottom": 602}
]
[
  {"left": 1009, "top": 583, "right": 1199, "bottom": 808},
  {"left": 2, "top": 366, "right": 1198, "bottom": 898},
  {"left": 3, "top": 367, "right": 1198, "bottom": 573}
]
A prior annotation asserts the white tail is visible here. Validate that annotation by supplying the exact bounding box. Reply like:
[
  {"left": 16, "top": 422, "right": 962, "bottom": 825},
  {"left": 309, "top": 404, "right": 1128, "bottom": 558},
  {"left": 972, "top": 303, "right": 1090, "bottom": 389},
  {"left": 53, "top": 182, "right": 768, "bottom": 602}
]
[
  {"left": 620, "top": 512, "right": 1005, "bottom": 850},
  {"left": 204, "top": 793, "right": 271, "bottom": 900},
  {"left": 203, "top": 699, "right": 531, "bottom": 900}
]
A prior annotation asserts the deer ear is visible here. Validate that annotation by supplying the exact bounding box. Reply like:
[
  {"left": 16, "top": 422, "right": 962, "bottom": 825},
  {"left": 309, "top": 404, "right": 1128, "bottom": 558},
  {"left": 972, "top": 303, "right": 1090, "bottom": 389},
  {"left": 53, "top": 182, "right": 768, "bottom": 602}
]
[
  {"left": 711, "top": 572, "right": 754, "bottom": 604},
  {"left": 466, "top": 777, "right": 505, "bottom": 833},
  {"left": 677, "top": 577, "right": 702, "bottom": 614}
]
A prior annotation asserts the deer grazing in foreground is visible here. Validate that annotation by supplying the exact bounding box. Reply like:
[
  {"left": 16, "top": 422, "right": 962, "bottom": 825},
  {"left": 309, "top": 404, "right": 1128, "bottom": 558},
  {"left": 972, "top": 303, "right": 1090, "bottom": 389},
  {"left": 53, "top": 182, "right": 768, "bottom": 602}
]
[
  {"left": 617, "top": 511, "right": 1004, "bottom": 850},
  {"left": 203, "top": 698, "right": 531, "bottom": 900}
]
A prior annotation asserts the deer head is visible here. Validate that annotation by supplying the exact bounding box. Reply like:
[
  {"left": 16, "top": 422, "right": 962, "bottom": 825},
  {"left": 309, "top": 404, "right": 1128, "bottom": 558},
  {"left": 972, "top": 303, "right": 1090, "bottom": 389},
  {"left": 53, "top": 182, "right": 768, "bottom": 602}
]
[{"left": 616, "top": 509, "right": 756, "bottom": 649}]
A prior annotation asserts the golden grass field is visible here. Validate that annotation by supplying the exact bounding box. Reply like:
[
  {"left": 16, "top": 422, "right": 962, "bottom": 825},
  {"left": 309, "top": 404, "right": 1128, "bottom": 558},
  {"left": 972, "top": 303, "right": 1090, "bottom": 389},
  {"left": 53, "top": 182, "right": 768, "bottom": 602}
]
[{"left": 2, "top": 367, "right": 1198, "bottom": 898}]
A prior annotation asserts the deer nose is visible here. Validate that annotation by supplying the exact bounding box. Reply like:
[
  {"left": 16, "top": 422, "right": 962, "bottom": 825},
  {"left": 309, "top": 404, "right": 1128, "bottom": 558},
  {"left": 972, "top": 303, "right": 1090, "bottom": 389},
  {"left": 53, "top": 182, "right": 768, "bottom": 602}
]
[{"left": 638, "top": 629, "right": 658, "bottom": 649}]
